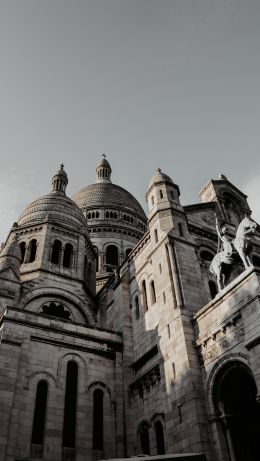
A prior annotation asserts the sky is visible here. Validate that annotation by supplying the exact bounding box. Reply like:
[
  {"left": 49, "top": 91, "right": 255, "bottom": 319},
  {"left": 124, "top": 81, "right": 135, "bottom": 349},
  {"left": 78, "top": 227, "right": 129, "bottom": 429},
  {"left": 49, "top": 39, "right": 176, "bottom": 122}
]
[{"left": 0, "top": 0, "right": 260, "bottom": 242}]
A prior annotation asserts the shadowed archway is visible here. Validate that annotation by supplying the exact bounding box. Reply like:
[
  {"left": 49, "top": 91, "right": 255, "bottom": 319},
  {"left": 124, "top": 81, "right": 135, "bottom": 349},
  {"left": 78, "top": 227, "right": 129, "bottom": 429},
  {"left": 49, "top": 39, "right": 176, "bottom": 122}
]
[{"left": 213, "top": 362, "right": 260, "bottom": 461}]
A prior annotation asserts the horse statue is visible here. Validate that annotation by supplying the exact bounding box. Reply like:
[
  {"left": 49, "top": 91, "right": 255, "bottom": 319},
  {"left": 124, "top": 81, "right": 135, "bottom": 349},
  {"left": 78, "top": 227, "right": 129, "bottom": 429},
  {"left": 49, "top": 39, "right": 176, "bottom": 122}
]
[{"left": 210, "top": 215, "right": 257, "bottom": 292}]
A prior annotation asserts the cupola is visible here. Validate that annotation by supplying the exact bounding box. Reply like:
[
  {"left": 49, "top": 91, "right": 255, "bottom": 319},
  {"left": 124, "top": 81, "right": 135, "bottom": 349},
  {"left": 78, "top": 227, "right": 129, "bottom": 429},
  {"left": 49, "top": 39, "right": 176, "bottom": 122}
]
[
  {"left": 146, "top": 168, "right": 180, "bottom": 214},
  {"left": 96, "top": 155, "right": 112, "bottom": 183},
  {"left": 51, "top": 163, "right": 68, "bottom": 194}
]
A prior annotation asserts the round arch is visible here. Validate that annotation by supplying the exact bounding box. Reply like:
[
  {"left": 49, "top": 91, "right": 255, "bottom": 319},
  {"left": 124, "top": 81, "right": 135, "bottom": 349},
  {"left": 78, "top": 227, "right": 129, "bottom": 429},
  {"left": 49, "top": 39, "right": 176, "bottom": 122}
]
[
  {"left": 20, "top": 287, "right": 96, "bottom": 326},
  {"left": 57, "top": 352, "right": 87, "bottom": 393},
  {"left": 26, "top": 370, "right": 58, "bottom": 390},
  {"left": 206, "top": 353, "right": 250, "bottom": 415},
  {"left": 87, "top": 381, "right": 112, "bottom": 400},
  {"left": 208, "top": 355, "right": 260, "bottom": 461},
  {"left": 136, "top": 420, "right": 151, "bottom": 455}
]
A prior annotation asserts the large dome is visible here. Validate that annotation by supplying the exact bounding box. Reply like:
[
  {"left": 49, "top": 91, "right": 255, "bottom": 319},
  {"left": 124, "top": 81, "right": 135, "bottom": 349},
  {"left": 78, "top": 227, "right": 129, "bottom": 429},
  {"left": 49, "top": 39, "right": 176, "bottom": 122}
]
[
  {"left": 73, "top": 182, "right": 146, "bottom": 220},
  {"left": 72, "top": 157, "right": 147, "bottom": 289}
]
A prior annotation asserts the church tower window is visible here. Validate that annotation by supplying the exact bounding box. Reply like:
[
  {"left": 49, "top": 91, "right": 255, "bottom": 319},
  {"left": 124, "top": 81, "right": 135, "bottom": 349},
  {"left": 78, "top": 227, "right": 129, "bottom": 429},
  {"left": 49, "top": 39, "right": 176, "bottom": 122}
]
[
  {"left": 62, "top": 361, "right": 78, "bottom": 452},
  {"left": 126, "top": 248, "right": 132, "bottom": 258},
  {"left": 20, "top": 241, "right": 26, "bottom": 263},
  {"left": 150, "top": 280, "right": 156, "bottom": 305},
  {"left": 178, "top": 223, "right": 184, "bottom": 237},
  {"left": 28, "top": 239, "right": 37, "bottom": 263},
  {"left": 51, "top": 240, "right": 62, "bottom": 264},
  {"left": 31, "top": 380, "right": 48, "bottom": 457},
  {"left": 93, "top": 389, "right": 104, "bottom": 451},
  {"left": 106, "top": 245, "right": 118, "bottom": 271},
  {"left": 63, "top": 243, "right": 73, "bottom": 268},
  {"left": 135, "top": 295, "right": 140, "bottom": 320},
  {"left": 154, "top": 229, "right": 158, "bottom": 243},
  {"left": 142, "top": 280, "right": 148, "bottom": 311}
]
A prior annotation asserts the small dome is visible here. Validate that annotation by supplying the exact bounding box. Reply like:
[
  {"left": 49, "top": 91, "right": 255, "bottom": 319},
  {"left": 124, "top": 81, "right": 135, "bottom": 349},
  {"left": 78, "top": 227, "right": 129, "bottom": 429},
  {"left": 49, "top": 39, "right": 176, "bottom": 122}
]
[
  {"left": 96, "top": 155, "right": 112, "bottom": 184},
  {"left": 96, "top": 157, "right": 111, "bottom": 169},
  {"left": 18, "top": 194, "right": 87, "bottom": 230},
  {"left": 51, "top": 163, "right": 68, "bottom": 194},
  {"left": 148, "top": 168, "right": 174, "bottom": 191},
  {"left": 18, "top": 165, "right": 87, "bottom": 231}
]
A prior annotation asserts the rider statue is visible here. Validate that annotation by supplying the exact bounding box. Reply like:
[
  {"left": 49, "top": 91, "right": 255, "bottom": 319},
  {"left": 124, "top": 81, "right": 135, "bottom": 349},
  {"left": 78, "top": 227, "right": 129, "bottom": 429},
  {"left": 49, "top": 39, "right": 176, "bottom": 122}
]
[
  {"left": 210, "top": 213, "right": 257, "bottom": 293},
  {"left": 215, "top": 218, "right": 234, "bottom": 261}
]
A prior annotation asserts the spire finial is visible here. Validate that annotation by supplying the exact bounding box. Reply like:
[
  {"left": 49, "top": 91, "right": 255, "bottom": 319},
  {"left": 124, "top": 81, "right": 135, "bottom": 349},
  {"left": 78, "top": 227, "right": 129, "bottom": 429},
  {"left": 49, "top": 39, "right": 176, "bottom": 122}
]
[
  {"left": 157, "top": 167, "right": 161, "bottom": 173},
  {"left": 60, "top": 163, "right": 64, "bottom": 169},
  {"left": 102, "top": 153, "right": 107, "bottom": 159}
]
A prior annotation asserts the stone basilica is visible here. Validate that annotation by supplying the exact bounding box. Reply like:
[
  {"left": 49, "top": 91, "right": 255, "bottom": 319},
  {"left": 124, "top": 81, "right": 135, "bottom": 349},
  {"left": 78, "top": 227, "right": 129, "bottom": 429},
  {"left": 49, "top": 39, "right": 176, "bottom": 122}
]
[{"left": 0, "top": 158, "right": 260, "bottom": 461}]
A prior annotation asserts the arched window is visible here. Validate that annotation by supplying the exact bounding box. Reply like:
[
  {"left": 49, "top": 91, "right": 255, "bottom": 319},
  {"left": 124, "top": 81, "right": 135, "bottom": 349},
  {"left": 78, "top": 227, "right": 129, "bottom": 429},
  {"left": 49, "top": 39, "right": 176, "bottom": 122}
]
[
  {"left": 159, "top": 189, "right": 163, "bottom": 199},
  {"left": 178, "top": 223, "right": 184, "bottom": 237},
  {"left": 155, "top": 421, "right": 165, "bottom": 455},
  {"left": 135, "top": 296, "right": 140, "bottom": 320},
  {"left": 28, "top": 239, "right": 37, "bottom": 263},
  {"left": 142, "top": 280, "right": 148, "bottom": 311},
  {"left": 106, "top": 245, "right": 118, "bottom": 271},
  {"left": 209, "top": 280, "right": 218, "bottom": 299},
  {"left": 93, "top": 246, "right": 99, "bottom": 272},
  {"left": 93, "top": 389, "right": 104, "bottom": 451},
  {"left": 150, "top": 280, "right": 156, "bottom": 305},
  {"left": 213, "top": 362, "right": 260, "bottom": 461},
  {"left": 41, "top": 302, "right": 70, "bottom": 320},
  {"left": 31, "top": 380, "right": 48, "bottom": 457},
  {"left": 63, "top": 243, "right": 73, "bottom": 268},
  {"left": 62, "top": 361, "right": 78, "bottom": 450},
  {"left": 154, "top": 229, "right": 158, "bottom": 243},
  {"left": 87, "top": 212, "right": 91, "bottom": 219},
  {"left": 125, "top": 248, "right": 132, "bottom": 258},
  {"left": 105, "top": 211, "right": 109, "bottom": 219},
  {"left": 20, "top": 241, "right": 26, "bottom": 263},
  {"left": 51, "top": 240, "right": 61, "bottom": 264},
  {"left": 139, "top": 423, "right": 150, "bottom": 455}
]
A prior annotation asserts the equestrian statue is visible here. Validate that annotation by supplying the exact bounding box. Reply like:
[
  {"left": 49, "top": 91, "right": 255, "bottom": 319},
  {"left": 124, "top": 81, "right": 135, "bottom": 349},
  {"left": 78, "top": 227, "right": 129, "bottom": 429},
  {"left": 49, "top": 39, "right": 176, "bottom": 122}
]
[{"left": 210, "top": 214, "right": 257, "bottom": 292}]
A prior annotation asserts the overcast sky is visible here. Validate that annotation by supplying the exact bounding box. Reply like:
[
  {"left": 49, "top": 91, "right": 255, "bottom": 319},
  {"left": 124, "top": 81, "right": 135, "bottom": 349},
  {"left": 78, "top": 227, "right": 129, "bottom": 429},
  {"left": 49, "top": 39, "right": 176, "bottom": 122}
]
[{"left": 0, "top": 0, "right": 260, "bottom": 242}]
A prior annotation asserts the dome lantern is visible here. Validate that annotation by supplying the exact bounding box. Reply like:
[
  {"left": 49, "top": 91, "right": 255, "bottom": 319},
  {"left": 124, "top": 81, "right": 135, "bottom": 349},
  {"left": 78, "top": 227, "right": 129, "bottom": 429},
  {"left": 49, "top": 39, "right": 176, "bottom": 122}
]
[
  {"left": 96, "top": 154, "right": 112, "bottom": 184},
  {"left": 51, "top": 163, "right": 68, "bottom": 194}
]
